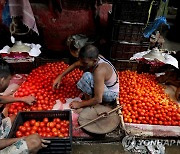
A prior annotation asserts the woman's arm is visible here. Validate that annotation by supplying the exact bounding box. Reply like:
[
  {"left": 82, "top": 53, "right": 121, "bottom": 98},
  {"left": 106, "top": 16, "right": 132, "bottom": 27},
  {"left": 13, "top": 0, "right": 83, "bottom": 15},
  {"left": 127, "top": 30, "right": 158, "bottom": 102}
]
[
  {"left": 0, "top": 95, "right": 35, "bottom": 105},
  {"left": 0, "top": 138, "right": 20, "bottom": 150}
]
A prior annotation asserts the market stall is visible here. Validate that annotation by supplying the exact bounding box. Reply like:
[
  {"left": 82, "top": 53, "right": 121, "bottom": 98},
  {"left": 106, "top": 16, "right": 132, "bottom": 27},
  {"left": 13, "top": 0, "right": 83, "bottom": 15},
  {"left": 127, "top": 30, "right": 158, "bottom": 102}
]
[{"left": 3, "top": 60, "right": 179, "bottom": 139}]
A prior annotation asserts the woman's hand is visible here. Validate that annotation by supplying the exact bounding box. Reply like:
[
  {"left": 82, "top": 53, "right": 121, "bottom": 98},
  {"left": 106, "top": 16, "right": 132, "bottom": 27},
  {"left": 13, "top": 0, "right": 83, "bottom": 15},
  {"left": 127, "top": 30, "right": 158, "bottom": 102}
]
[
  {"left": 21, "top": 95, "right": 36, "bottom": 105},
  {"left": 53, "top": 75, "right": 62, "bottom": 89}
]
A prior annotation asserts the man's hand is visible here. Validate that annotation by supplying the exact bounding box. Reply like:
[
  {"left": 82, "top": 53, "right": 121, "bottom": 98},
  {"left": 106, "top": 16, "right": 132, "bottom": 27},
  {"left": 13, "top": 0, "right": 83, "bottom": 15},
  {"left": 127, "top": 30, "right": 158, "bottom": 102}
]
[
  {"left": 53, "top": 76, "right": 62, "bottom": 89},
  {"left": 41, "top": 139, "right": 51, "bottom": 148},
  {"left": 22, "top": 95, "right": 36, "bottom": 105},
  {"left": 25, "top": 133, "right": 51, "bottom": 153},
  {"left": 69, "top": 101, "right": 82, "bottom": 109}
]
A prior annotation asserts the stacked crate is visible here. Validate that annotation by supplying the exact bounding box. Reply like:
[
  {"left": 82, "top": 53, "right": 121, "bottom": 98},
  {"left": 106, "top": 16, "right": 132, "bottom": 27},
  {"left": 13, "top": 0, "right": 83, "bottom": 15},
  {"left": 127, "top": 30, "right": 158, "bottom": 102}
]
[{"left": 110, "top": 0, "right": 160, "bottom": 71}]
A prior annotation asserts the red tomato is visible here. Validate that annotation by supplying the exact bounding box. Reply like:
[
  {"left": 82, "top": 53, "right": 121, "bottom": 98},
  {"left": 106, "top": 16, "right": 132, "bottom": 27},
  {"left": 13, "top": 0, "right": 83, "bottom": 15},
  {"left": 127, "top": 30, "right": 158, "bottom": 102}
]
[
  {"left": 23, "top": 121, "right": 30, "bottom": 127},
  {"left": 56, "top": 124, "right": 61, "bottom": 129},
  {"left": 40, "top": 122, "right": 45, "bottom": 127},
  {"left": 19, "top": 126, "right": 26, "bottom": 133},
  {"left": 30, "top": 119, "right": 36, "bottom": 126},
  {"left": 16, "top": 131, "right": 23, "bottom": 138},
  {"left": 49, "top": 122, "right": 55, "bottom": 128},
  {"left": 43, "top": 118, "right": 49, "bottom": 123},
  {"left": 60, "top": 127, "right": 66, "bottom": 134},
  {"left": 64, "top": 133, "right": 69, "bottom": 137}
]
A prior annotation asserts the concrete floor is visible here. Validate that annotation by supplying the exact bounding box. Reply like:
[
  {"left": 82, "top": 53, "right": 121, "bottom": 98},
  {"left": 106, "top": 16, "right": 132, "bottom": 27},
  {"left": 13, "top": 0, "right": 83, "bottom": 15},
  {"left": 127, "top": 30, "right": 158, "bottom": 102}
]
[{"left": 72, "top": 143, "right": 180, "bottom": 154}]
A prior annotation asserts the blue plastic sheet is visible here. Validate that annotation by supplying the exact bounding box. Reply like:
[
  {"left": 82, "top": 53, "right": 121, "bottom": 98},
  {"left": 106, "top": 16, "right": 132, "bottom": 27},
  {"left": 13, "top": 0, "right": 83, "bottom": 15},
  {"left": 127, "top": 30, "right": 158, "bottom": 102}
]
[
  {"left": 2, "top": 0, "right": 11, "bottom": 26},
  {"left": 143, "top": 16, "right": 170, "bottom": 38}
]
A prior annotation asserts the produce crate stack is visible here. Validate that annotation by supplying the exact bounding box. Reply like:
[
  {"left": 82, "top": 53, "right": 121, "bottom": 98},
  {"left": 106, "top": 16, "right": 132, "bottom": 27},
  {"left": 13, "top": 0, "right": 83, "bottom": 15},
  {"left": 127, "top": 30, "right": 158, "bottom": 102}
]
[{"left": 110, "top": 0, "right": 160, "bottom": 71}]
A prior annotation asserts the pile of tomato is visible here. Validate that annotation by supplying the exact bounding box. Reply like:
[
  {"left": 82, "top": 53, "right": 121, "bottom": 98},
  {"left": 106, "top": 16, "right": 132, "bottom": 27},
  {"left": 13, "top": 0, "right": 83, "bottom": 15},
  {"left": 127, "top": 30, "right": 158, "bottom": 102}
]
[
  {"left": 16, "top": 117, "right": 69, "bottom": 138},
  {"left": 8, "top": 62, "right": 83, "bottom": 116},
  {"left": 8, "top": 62, "right": 180, "bottom": 126},
  {"left": 119, "top": 70, "right": 180, "bottom": 126}
]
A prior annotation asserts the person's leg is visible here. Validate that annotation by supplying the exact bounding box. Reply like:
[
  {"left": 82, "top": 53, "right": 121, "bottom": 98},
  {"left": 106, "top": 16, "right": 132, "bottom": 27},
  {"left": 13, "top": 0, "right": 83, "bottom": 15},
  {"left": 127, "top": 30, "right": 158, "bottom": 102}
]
[
  {"left": 77, "top": 72, "right": 118, "bottom": 102},
  {"left": 77, "top": 72, "right": 94, "bottom": 97},
  {"left": 0, "top": 117, "right": 11, "bottom": 139}
]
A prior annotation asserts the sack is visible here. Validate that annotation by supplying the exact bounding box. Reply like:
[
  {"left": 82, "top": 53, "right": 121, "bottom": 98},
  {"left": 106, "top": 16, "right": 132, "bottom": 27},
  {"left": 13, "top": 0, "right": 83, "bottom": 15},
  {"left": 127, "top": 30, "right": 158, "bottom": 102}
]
[{"left": 67, "top": 34, "right": 89, "bottom": 49}]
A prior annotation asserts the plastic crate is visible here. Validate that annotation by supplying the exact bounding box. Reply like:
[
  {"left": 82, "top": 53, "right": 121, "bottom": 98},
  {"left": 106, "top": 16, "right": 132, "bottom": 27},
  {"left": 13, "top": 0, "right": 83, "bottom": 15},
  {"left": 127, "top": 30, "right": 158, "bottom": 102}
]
[
  {"left": 8, "top": 110, "right": 72, "bottom": 154},
  {"left": 111, "top": 20, "right": 149, "bottom": 43},
  {"left": 110, "top": 41, "right": 149, "bottom": 60},
  {"left": 112, "top": 0, "right": 160, "bottom": 23}
]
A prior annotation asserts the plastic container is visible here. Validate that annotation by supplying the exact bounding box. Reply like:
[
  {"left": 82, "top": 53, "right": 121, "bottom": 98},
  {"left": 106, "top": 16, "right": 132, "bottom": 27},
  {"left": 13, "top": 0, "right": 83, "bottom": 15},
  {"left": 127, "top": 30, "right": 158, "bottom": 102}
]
[{"left": 8, "top": 110, "right": 72, "bottom": 154}]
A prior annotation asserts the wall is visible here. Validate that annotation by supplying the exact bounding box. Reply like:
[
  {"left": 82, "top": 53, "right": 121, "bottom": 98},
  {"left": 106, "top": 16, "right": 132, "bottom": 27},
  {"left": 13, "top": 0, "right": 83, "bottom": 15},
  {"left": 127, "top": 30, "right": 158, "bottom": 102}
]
[{"left": 0, "top": 1, "right": 112, "bottom": 56}]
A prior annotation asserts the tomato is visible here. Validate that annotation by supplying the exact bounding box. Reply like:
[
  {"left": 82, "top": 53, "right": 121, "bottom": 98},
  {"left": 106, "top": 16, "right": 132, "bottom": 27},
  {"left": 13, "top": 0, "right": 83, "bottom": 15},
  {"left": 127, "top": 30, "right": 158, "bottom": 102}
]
[
  {"left": 35, "top": 122, "right": 40, "bottom": 127},
  {"left": 16, "top": 131, "right": 23, "bottom": 137},
  {"left": 30, "top": 130, "right": 36, "bottom": 134},
  {"left": 53, "top": 118, "right": 61, "bottom": 123},
  {"left": 25, "top": 132, "right": 30, "bottom": 136},
  {"left": 26, "top": 126, "right": 31, "bottom": 132},
  {"left": 40, "top": 122, "right": 45, "bottom": 127},
  {"left": 23, "top": 121, "right": 30, "bottom": 127},
  {"left": 60, "top": 127, "right": 66, "bottom": 134},
  {"left": 30, "top": 119, "right": 36, "bottom": 126},
  {"left": 49, "top": 122, "right": 55, "bottom": 128},
  {"left": 58, "top": 133, "right": 64, "bottom": 138},
  {"left": 46, "top": 127, "right": 51, "bottom": 133},
  {"left": 19, "top": 126, "right": 26, "bottom": 133},
  {"left": 43, "top": 118, "right": 49, "bottom": 123},
  {"left": 52, "top": 131, "right": 58, "bottom": 137},
  {"left": 32, "top": 126, "right": 38, "bottom": 131},
  {"left": 64, "top": 133, "right": 69, "bottom": 137},
  {"left": 52, "top": 128, "right": 57, "bottom": 132},
  {"left": 56, "top": 124, "right": 61, "bottom": 129},
  {"left": 37, "top": 127, "right": 42, "bottom": 133}
]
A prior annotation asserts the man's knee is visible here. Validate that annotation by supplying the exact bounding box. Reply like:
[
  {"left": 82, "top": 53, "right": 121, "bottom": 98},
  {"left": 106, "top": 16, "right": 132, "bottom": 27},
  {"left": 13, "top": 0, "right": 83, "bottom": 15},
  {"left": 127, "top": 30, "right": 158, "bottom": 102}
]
[{"left": 81, "top": 72, "right": 93, "bottom": 80}]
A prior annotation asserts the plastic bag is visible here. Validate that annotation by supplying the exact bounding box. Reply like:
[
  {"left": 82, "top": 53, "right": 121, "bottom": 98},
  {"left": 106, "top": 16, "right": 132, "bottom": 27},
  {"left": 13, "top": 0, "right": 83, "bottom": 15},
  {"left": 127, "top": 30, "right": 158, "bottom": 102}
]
[{"left": 143, "top": 16, "right": 170, "bottom": 38}]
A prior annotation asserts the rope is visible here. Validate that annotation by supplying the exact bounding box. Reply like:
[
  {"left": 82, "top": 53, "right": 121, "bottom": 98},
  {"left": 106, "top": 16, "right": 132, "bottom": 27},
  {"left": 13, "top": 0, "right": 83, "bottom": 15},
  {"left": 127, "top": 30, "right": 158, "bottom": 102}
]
[{"left": 144, "top": 0, "right": 155, "bottom": 30}]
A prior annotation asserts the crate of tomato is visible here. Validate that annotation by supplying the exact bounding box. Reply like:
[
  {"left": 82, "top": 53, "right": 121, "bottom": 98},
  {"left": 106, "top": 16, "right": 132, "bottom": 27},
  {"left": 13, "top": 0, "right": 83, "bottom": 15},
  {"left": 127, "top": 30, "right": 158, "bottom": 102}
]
[{"left": 8, "top": 110, "right": 72, "bottom": 154}]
